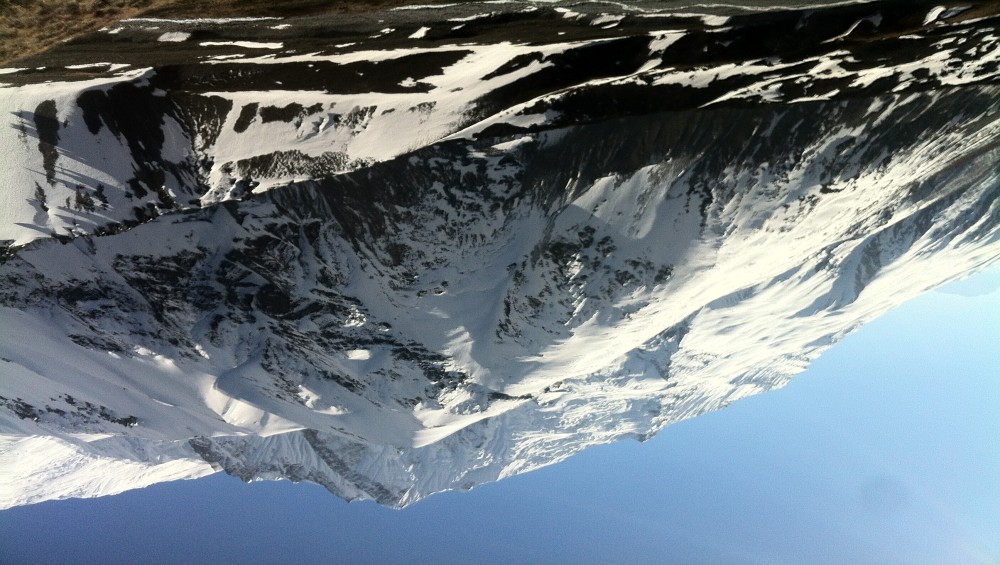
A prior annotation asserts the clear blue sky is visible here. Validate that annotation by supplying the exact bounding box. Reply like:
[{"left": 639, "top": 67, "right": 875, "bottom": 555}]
[{"left": 2, "top": 267, "right": 998, "bottom": 565}]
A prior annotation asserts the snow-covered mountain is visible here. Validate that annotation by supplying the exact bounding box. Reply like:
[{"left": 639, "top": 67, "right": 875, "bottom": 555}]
[{"left": 1, "top": 0, "right": 998, "bottom": 508}]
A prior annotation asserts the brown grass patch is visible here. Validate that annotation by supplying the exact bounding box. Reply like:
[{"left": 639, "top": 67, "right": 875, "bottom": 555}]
[{"left": 0, "top": 0, "right": 453, "bottom": 66}]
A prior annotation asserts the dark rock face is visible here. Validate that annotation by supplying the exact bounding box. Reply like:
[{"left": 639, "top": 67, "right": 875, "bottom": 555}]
[
  {"left": 0, "top": 0, "right": 998, "bottom": 508},
  {"left": 33, "top": 100, "right": 60, "bottom": 184}
]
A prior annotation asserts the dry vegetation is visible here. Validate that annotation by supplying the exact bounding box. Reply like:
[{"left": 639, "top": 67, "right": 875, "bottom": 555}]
[
  {"left": 0, "top": 0, "right": 448, "bottom": 66},
  {"left": 2, "top": 0, "right": 151, "bottom": 64}
]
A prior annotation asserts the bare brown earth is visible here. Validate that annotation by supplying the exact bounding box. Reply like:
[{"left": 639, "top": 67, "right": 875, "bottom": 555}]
[{"left": 0, "top": 0, "right": 452, "bottom": 65}]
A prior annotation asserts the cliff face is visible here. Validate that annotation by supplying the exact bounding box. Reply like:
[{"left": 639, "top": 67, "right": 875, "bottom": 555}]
[{"left": 1, "top": 0, "right": 998, "bottom": 508}]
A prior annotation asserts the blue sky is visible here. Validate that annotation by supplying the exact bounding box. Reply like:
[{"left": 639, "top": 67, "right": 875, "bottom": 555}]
[{"left": 1, "top": 266, "right": 998, "bottom": 565}]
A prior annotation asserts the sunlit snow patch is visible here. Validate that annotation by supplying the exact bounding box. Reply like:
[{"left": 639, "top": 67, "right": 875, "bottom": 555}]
[
  {"left": 449, "top": 12, "right": 497, "bottom": 22},
  {"left": 924, "top": 5, "right": 947, "bottom": 25},
  {"left": 297, "top": 386, "right": 350, "bottom": 415},
  {"left": 409, "top": 26, "right": 431, "bottom": 39},
  {"left": 64, "top": 62, "right": 131, "bottom": 72},
  {"left": 554, "top": 7, "right": 584, "bottom": 20},
  {"left": 392, "top": 3, "right": 460, "bottom": 10},
  {"left": 346, "top": 349, "right": 371, "bottom": 361},
  {"left": 592, "top": 14, "right": 625, "bottom": 28},
  {"left": 200, "top": 41, "right": 283, "bottom": 49},
  {"left": 157, "top": 32, "right": 191, "bottom": 42},
  {"left": 194, "top": 344, "right": 211, "bottom": 360},
  {"left": 700, "top": 14, "right": 730, "bottom": 26},
  {"left": 491, "top": 136, "right": 534, "bottom": 152}
]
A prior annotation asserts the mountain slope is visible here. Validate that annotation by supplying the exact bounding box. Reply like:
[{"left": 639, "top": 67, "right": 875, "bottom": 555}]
[{"left": 1, "top": 0, "right": 999, "bottom": 508}]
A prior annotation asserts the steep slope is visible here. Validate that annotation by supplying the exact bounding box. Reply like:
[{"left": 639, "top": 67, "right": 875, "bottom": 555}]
[
  {"left": 1, "top": 0, "right": 999, "bottom": 508},
  {"left": 4, "top": 0, "right": 997, "bottom": 247}
]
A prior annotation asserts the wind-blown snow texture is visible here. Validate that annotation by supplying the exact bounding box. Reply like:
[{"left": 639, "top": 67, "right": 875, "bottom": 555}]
[{"left": 1, "top": 0, "right": 999, "bottom": 508}]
